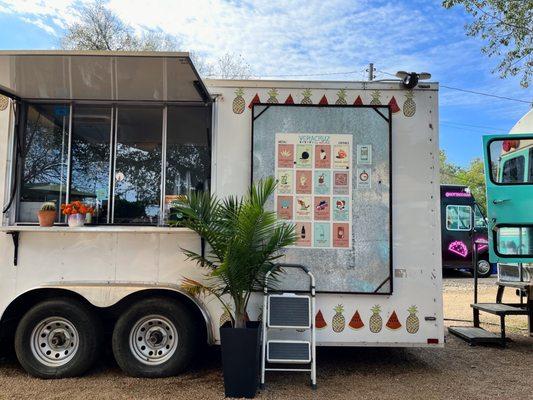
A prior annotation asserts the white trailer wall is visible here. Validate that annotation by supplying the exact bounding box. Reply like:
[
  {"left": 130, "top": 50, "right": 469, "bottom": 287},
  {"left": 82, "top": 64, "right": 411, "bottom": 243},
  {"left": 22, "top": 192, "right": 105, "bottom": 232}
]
[{"left": 207, "top": 80, "right": 443, "bottom": 346}]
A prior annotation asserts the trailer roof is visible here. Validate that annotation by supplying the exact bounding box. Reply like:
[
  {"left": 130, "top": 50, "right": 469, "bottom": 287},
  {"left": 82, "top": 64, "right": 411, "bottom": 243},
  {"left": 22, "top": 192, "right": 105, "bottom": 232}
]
[
  {"left": 204, "top": 78, "right": 439, "bottom": 91},
  {"left": 0, "top": 50, "right": 210, "bottom": 103}
]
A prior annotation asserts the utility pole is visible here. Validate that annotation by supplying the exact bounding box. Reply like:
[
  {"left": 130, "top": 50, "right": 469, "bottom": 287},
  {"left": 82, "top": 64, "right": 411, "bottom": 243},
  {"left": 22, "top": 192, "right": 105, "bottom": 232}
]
[{"left": 367, "top": 63, "right": 375, "bottom": 81}]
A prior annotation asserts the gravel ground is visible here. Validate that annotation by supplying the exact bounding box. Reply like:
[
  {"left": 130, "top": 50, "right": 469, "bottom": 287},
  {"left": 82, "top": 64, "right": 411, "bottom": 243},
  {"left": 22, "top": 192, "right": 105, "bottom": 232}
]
[{"left": 0, "top": 273, "right": 531, "bottom": 400}]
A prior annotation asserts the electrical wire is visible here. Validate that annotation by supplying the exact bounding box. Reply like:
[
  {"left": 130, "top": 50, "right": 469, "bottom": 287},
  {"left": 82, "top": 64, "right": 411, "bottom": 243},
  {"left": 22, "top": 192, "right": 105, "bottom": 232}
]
[{"left": 377, "top": 69, "right": 532, "bottom": 105}]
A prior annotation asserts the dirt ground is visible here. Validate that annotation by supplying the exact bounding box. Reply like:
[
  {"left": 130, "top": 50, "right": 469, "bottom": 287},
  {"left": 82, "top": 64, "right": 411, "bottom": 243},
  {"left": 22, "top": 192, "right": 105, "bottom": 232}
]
[{"left": 0, "top": 272, "right": 531, "bottom": 400}]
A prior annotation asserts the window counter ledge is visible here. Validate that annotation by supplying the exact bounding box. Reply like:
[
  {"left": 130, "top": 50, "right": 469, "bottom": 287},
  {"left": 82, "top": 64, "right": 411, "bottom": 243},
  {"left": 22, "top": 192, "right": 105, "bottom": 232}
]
[{"left": 0, "top": 225, "right": 194, "bottom": 234}]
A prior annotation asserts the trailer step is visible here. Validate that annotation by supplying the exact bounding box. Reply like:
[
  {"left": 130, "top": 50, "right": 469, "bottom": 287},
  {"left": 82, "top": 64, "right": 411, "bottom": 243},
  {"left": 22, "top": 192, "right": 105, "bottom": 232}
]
[
  {"left": 471, "top": 303, "right": 528, "bottom": 316},
  {"left": 448, "top": 326, "right": 505, "bottom": 345}
]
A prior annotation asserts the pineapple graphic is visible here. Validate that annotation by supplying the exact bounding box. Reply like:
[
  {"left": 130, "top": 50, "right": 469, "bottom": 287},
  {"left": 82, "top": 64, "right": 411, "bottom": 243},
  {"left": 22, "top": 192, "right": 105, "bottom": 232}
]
[
  {"left": 232, "top": 88, "right": 245, "bottom": 114},
  {"left": 370, "top": 90, "right": 382, "bottom": 105},
  {"left": 220, "top": 308, "right": 233, "bottom": 327},
  {"left": 406, "top": 306, "right": 420, "bottom": 334},
  {"left": 369, "top": 305, "right": 383, "bottom": 333},
  {"left": 332, "top": 304, "right": 346, "bottom": 333},
  {"left": 335, "top": 89, "right": 347, "bottom": 105},
  {"left": 0, "top": 94, "right": 8, "bottom": 111},
  {"left": 403, "top": 90, "right": 416, "bottom": 117},
  {"left": 267, "top": 88, "right": 279, "bottom": 103},
  {"left": 301, "top": 89, "right": 313, "bottom": 104}
]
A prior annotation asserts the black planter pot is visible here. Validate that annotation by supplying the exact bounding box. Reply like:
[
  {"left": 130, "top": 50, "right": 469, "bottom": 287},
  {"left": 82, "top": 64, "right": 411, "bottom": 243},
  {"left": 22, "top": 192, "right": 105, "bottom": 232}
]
[{"left": 220, "top": 323, "right": 261, "bottom": 398}]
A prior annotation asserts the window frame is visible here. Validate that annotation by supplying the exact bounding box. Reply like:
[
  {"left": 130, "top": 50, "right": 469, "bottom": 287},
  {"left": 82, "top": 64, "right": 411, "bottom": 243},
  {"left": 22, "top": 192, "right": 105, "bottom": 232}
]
[
  {"left": 10, "top": 100, "right": 212, "bottom": 226},
  {"left": 493, "top": 224, "right": 533, "bottom": 258},
  {"left": 445, "top": 204, "right": 472, "bottom": 232},
  {"left": 487, "top": 136, "right": 533, "bottom": 186}
]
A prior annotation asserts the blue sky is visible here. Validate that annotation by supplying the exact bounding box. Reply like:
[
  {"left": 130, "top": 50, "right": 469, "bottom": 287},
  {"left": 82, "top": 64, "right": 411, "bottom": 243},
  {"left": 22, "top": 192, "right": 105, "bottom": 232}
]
[{"left": 0, "top": 0, "right": 531, "bottom": 167}]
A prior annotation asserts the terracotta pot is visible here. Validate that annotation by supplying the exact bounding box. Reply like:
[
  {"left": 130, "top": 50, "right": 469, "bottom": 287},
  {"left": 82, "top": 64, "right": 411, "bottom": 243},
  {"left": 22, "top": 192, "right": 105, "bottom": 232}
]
[
  {"left": 68, "top": 213, "right": 86, "bottom": 227},
  {"left": 37, "top": 210, "right": 56, "bottom": 227}
]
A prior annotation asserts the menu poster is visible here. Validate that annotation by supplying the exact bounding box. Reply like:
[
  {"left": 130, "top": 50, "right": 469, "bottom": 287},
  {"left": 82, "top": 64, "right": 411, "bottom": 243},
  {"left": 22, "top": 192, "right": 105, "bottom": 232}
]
[
  {"left": 357, "top": 144, "right": 372, "bottom": 165},
  {"left": 333, "top": 196, "right": 350, "bottom": 221},
  {"left": 333, "top": 223, "right": 350, "bottom": 247},
  {"left": 314, "top": 196, "right": 330, "bottom": 220},
  {"left": 275, "top": 133, "right": 352, "bottom": 249},
  {"left": 314, "top": 171, "right": 331, "bottom": 194},
  {"left": 295, "top": 222, "right": 312, "bottom": 247},
  {"left": 333, "top": 143, "right": 350, "bottom": 169},
  {"left": 333, "top": 171, "right": 349, "bottom": 195},
  {"left": 277, "top": 169, "right": 293, "bottom": 194},
  {"left": 277, "top": 196, "right": 293, "bottom": 219},
  {"left": 277, "top": 143, "right": 294, "bottom": 168},
  {"left": 357, "top": 168, "right": 371, "bottom": 189},
  {"left": 295, "top": 195, "right": 312, "bottom": 220},
  {"left": 295, "top": 170, "right": 312, "bottom": 194},
  {"left": 314, "top": 223, "right": 331, "bottom": 247},
  {"left": 314, "top": 144, "right": 331, "bottom": 169},
  {"left": 295, "top": 144, "right": 313, "bottom": 168}
]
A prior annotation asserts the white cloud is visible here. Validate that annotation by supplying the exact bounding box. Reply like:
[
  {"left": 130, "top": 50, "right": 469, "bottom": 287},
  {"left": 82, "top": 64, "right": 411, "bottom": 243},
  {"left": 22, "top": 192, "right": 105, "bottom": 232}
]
[
  {"left": 20, "top": 16, "right": 57, "bottom": 36},
  {"left": 0, "top": 0, "right": 530, "bottom": 108}
]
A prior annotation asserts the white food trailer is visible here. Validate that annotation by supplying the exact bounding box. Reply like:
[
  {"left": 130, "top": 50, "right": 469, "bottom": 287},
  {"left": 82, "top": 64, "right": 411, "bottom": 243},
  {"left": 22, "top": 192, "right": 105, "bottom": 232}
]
[{"left": 0, "top": 51, "right": 442, "bottom": 379}]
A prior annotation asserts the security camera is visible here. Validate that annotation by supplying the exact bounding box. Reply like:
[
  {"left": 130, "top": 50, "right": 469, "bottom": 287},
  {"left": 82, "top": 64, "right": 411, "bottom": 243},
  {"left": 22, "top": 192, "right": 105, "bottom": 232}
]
[{"left": 395, "top": 71, "right": 431, "bottom": 89}]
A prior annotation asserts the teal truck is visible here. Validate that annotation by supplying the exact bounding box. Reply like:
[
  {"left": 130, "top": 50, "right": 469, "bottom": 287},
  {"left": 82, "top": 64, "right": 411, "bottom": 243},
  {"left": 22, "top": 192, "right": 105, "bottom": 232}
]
[{"left": 450, "top": 109, "right": 533, "bottom": 346}]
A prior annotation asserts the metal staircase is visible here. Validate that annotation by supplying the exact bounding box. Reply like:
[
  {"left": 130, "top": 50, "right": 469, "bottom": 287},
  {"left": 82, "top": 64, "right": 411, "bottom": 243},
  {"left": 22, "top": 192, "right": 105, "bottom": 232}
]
[
  {"left": 260, "top": 263, "right": 317, "bottom": 389},
  {"left": 449, "top": 245, "right": 532, "bottom": 347}
]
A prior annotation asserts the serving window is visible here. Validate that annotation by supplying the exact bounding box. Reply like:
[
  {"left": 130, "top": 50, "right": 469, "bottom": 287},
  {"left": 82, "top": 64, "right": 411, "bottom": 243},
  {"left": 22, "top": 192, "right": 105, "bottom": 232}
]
[{"left": 12, "top": 102, "right": 211, "bottom": 225}]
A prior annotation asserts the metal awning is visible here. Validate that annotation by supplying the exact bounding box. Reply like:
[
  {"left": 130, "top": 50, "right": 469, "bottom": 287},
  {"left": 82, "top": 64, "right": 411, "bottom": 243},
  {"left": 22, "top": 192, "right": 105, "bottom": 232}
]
[{"left": 0, "top": 51, "right": 210, "bottom": 103}]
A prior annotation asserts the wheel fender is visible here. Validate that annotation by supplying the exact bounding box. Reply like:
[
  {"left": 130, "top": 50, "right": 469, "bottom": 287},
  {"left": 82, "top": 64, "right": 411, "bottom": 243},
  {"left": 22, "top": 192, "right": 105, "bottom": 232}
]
[{"left": 3, "top": 282, "right": 215, "bottom": 344}]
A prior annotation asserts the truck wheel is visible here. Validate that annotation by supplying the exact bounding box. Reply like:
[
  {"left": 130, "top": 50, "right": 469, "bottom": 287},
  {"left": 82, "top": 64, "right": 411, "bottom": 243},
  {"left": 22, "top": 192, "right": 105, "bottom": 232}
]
[
  {"left": 14, "top": 298, "right": 101, "bottom": 378},
  {"left": 112, "top": 297, "right": 197, "bottom": 377},
  {"left": 476, "top": 259, "right": 492, "bottom": 278}
]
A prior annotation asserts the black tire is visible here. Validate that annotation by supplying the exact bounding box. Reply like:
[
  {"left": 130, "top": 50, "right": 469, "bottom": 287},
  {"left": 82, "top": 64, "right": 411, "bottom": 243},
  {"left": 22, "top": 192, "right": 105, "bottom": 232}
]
[
  {"left": 112, "top": 297, "right": 197, "bottom": 378},
  {"left": 14, "top": 298, "right": 102, "bottom": 378},
  {"left": 476, "top": 259, "right": 492, "bottom": 278}
]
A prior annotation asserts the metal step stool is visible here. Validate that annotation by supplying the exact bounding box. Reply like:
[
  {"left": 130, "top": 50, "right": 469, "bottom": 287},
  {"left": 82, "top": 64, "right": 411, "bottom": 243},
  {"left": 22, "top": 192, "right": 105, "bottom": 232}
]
[{"left": 260, "top": 263, "right": 316, "bottom": 389}]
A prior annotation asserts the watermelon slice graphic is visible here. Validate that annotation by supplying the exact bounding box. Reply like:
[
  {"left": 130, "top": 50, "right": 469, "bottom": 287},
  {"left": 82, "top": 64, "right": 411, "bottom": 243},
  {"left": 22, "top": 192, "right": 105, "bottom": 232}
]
[
  {"left": 386, "top": 311, "right": 402, "bottom": 330},
  {"left": 284, "top": 94, "right": 295, "bottom": 104},
  {"left": 354, "top": 95, "right": 363, "bottom": 105},
  {"left": 349, "top": 310, "right": 364, "bottom": 330},
  {"left": 315, "top": 310, "right": 327, "bottom": 329},
  {"left": 248, "top": 93, "right": 260, "bottom": 109},
  {"left": 319, "top": 95, "right": 328, "bottom": 105},
  {"left": 388, "top": 96, "right": 400, "bottom": 113}
]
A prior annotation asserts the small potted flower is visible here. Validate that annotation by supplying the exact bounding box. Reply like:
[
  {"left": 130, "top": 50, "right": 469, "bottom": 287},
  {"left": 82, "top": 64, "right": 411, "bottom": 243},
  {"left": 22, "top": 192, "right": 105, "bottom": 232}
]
[
  {"left": 37, "top": 201, "right": 57, "bottom": 227},
  {"left": 61, "top": 201, "right": 93, "bottom": 227}
]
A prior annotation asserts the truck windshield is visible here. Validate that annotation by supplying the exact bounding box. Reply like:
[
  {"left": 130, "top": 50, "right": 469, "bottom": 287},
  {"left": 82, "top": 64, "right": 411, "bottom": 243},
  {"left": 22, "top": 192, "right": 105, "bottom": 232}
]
[{"left": 474, "top": 205, "right": 487, "bottom": 229}]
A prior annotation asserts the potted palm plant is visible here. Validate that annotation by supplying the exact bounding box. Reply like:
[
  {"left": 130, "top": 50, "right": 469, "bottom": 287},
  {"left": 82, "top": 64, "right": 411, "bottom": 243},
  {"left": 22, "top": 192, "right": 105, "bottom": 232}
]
[{"left": 174, "top": 177, "right": 296, "bottom": 398}]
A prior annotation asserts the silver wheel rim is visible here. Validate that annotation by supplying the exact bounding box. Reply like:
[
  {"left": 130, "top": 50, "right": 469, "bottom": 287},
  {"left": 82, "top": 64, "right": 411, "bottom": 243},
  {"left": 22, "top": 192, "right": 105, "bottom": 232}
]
[
  {"left": 477, "top": 260, "right": 491, "bottom": 275},
  {"left": 129, "top": 315, "right": 178, "bottom": 365},
  {"left": 30, "top": 317, "right": 79, "bottom": 367}
]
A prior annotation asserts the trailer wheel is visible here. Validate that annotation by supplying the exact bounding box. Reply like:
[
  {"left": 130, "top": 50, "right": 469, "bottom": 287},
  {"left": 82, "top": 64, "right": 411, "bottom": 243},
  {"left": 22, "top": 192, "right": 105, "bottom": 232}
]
[
  {"left": 476, "top": 259, "right": 492, "bottom": 278},
  {"left": 112, "top": 297, "right": 197, "bottom": 377},
  {"left": 14, "top": 298, "right": 101, "bottom": 378}
]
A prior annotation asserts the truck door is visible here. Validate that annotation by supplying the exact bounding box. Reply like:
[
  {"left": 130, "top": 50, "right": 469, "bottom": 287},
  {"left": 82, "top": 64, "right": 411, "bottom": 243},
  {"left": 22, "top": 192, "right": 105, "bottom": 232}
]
[{"left": 483, "top": 134, "right": 533, "bottom": 263}]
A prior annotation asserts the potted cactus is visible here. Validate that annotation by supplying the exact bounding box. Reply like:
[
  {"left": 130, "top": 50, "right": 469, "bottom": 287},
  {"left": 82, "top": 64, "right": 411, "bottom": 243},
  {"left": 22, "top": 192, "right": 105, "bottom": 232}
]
[
  {"left": 174, "top": 177, "right": 296, "bottom": 398},
  {"left": 37, "top": 202, "right": 57, "bottom": 227}
]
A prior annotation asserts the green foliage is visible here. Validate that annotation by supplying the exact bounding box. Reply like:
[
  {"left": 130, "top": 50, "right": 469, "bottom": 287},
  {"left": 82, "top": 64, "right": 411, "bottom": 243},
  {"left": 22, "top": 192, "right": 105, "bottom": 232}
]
[
  {"left": 173, "top": 177, "right": 297, "bottom": 328},
  {"left": 442, "top": 0, "right": 532, "bottom": 88},
  {"left": 440, "top": 150, "right": 487, "bottom": 214},
  {"left": 40, "top": 201, "right": 56, "bottom": 212}
]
